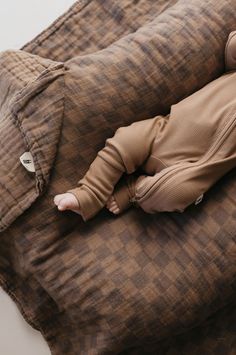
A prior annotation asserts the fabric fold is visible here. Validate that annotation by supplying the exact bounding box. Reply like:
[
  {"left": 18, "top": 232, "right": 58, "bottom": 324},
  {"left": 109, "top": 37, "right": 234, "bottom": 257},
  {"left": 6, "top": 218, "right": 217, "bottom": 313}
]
[{"left": 0, "top": 49, "right": 66, "bottom": 232}]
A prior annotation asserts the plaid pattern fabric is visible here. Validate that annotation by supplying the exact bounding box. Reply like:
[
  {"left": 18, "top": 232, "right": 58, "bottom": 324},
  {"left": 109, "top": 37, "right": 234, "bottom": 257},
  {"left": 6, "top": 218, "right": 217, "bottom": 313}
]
[{"left": 0, "top": 0, "right": 235, "bottom": 354}]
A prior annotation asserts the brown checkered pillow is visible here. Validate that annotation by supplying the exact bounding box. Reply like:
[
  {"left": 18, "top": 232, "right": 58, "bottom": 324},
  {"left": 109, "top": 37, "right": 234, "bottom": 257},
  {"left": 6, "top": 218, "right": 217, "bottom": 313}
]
[{"left": 0, "top": 0, "right": 236, "bottom": 354}]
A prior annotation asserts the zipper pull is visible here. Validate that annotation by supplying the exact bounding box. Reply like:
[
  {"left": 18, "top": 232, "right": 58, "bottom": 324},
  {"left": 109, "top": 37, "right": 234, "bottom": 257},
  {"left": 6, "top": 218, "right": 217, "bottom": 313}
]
[{"left": 195, "top": 193, "right": 204, "bottom": 205}]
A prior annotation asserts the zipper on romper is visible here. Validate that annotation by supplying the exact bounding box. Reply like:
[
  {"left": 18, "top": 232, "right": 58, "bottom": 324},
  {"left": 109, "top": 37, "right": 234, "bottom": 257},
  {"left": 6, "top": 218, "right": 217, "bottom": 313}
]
[{"left": 135, "top": 106, "right": 236, "bottom": 202}]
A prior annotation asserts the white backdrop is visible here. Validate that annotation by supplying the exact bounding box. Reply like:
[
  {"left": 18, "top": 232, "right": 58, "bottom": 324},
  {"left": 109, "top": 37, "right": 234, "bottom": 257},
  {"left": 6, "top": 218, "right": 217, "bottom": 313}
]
[
  {"left": 0, "top": 2, "right": 75, "bottom": 354},
  {"left": 0, "top": 0, "right": 75, "bottom": 50}
]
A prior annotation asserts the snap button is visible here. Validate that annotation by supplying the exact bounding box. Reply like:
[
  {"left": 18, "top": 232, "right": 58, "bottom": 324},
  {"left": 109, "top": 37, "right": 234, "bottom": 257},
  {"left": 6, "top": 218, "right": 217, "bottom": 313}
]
[{"left": 195, "top": 193, "right": 204, "bottom": 205}]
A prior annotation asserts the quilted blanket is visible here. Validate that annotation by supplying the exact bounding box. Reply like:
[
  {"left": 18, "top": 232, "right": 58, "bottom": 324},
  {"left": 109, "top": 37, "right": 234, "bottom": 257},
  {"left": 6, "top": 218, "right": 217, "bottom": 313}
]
[{"left": 0, "top": 0, "right": 235, "bottom": 354}]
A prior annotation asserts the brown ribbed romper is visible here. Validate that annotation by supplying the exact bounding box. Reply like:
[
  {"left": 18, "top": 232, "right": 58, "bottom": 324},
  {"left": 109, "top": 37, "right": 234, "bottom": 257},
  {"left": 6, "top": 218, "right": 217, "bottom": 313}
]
[{"left": 67, "top": 31, "right": 236, "bottom": 222}]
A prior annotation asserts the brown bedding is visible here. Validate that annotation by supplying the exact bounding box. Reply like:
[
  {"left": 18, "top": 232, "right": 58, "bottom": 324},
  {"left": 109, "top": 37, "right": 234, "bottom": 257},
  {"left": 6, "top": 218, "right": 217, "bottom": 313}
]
[{"left": 0, "top": 0, "right": 235, "bottom": 354}]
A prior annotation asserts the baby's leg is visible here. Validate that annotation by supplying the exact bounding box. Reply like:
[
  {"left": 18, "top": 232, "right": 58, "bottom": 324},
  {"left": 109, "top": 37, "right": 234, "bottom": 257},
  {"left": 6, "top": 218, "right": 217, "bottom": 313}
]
[
  {"left": 54, "top": 115, "right": 168, "bottom": 221},
  {"left": 106, "top": 173, "right": 147, "bottom": 214},
  {"left": 54, "top": 172, "right": 147, "bottom": 216}
]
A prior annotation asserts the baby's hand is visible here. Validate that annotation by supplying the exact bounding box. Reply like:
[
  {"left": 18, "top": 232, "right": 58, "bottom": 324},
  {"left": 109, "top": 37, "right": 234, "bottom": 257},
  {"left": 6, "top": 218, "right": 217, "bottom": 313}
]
[{"left": 54, "top": 192, "right": 81, "bottom": 215}]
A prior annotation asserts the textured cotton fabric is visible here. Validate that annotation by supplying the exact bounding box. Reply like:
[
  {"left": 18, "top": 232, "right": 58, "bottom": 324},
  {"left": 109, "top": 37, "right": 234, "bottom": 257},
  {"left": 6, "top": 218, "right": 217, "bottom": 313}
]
[{"left": 0, "top": 0, "right": 236, "bottom": 354}]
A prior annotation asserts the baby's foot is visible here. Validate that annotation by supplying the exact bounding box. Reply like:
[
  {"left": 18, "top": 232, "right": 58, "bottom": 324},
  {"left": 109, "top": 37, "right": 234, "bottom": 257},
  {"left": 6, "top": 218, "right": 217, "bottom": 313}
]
[
  {"left": 106, "top": 195, "right": 120, "bottom": 215},
  {"left": 54, "top": 192, "right": 81, "bottom": 214}
]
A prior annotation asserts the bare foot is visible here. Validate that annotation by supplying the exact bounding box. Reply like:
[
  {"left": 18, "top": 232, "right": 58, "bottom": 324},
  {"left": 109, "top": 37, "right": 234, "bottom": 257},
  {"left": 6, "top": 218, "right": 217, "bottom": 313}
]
[
  {"left": 106, "top": 195, "right": 120, "bottom": 214},
  {"left": 54, "top": 193, "right": 81, "bottom": 215}
]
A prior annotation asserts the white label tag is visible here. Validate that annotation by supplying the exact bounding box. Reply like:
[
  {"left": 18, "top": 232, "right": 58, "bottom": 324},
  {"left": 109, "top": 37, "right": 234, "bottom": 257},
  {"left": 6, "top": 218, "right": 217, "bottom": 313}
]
[{"left": 20, "top": 152, "right": 36, "bottom": 173}]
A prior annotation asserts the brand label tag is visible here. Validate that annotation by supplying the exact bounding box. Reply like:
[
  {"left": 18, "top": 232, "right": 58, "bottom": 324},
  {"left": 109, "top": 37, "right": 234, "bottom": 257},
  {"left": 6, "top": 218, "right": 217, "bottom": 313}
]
[{"left": 20, "top": 152, "right": 36, "bottom": 173}]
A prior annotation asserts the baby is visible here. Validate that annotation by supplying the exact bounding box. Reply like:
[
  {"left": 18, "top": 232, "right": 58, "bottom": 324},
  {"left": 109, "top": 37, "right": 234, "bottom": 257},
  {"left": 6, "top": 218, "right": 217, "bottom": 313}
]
[{"left": 54, "top": 31, "right": 236, "bottom": 222}]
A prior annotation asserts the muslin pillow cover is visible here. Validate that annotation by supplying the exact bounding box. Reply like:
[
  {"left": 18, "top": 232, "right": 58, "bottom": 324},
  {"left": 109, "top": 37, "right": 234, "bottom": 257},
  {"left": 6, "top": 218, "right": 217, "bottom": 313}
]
[{"left": 0, "top": 0, "right": 235, "bottom": 354}]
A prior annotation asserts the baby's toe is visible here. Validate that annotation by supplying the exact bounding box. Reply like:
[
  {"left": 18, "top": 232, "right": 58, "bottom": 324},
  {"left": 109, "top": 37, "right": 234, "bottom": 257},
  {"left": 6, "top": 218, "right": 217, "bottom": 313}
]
[
  {"left": 106, "top": 195, "right": 121, "bottom": 214},
  {"left": 106, "top": 195, "right": 115, "bottom": 208},
  {"left": 109, "top": 203, "right": 120, "bottom": 214}
]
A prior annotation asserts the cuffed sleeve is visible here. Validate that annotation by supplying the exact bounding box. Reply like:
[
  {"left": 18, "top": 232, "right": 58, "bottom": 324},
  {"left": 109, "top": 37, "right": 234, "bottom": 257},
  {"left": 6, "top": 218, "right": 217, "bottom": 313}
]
[
  {"left": 66, "top": 154, "right": 124, "bottom": 221},
  {"left": 67, "top": 186, "right": 104, "bottom": 222}
]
